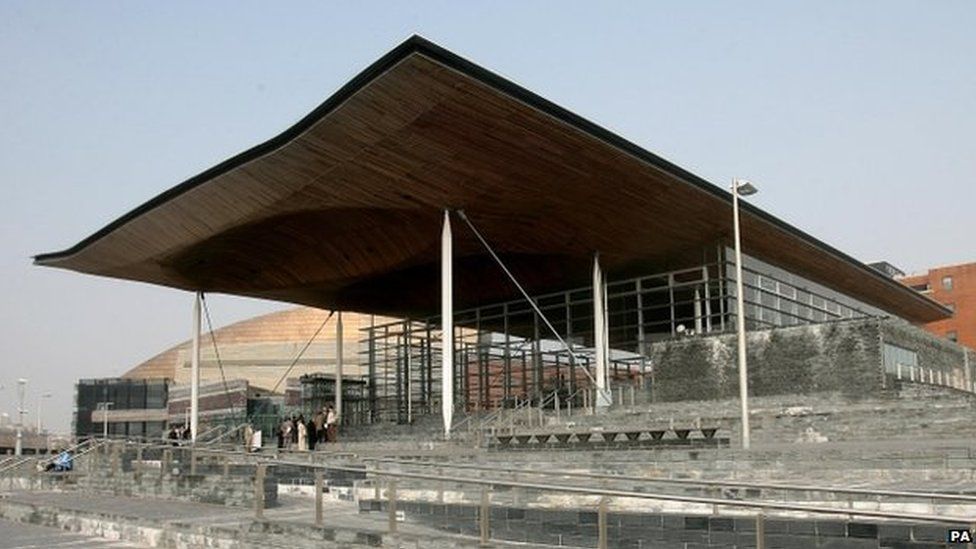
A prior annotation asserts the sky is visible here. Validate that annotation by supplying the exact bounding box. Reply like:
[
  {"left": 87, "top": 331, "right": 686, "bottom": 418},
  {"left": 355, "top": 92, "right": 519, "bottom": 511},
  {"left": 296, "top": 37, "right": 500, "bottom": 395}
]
[{"left": 1, "top": 2, "right": 973, "bottom": 433}]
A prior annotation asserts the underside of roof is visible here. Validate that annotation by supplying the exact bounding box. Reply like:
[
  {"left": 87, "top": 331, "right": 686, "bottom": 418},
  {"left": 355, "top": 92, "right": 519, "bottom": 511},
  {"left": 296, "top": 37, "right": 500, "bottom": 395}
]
[{"left": 34, "top": 36, "right": 950, "bottom": 323}]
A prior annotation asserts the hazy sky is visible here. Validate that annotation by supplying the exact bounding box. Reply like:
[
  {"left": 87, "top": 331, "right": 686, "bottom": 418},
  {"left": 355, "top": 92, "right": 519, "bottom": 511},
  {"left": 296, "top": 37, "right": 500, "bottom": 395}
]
[{"left": 1, "top": 2, "right": 973, "bottom": 433}]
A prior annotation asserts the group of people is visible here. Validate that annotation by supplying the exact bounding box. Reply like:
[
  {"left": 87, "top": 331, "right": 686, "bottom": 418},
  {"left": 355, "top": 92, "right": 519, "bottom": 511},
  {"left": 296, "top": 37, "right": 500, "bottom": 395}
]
[
  {"left": 276, "top": 404, "right": 337, "bottom": 451},
  {"left": 166, "top": 424, "right": 191, "bottom": 445}
]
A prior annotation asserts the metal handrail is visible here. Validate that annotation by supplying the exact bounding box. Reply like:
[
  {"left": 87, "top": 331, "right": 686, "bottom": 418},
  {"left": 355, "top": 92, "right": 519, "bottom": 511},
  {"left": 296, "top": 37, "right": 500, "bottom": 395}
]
[
  {"left": 194, "top": 424, "right": 227, "bottom": 442},
  {"left": 0, "top": 457, "right": 34, "bottom": 476},
  {"left": 266, "top": 457, "right": 974, "bottom": 525},
  {"left": 458, "top": 384, "right": 581, "bottom": 436},
  {"left": 35, "top": 437, "right": 98, "bottom": 467},
  {"left": 1, "top": 438, "right": 107, "bottom": 475},
  {"left": 24, "top": 437, "right": 974, "bottom": 525},
  {"left": 104, "top": 437, "right": 975, "bottom": 507},
  {"left": 364, "top": 457, "right": 976, "bottom": 504},
  {"left": 203, "top": 423, "right": 249, "bottom": 445}
]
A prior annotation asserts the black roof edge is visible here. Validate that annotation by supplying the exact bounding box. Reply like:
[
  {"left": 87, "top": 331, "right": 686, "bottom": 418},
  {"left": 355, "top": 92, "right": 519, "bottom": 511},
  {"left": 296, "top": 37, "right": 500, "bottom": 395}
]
[{"left": 32, "top": 35, "right": 950, "bottom": 318}]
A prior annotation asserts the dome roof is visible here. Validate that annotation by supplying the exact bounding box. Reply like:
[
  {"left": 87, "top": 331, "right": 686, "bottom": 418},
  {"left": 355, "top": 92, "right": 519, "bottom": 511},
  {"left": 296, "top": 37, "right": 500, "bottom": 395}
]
[{"left": 122, "top": 307, "right": 387, "bottom": 391}]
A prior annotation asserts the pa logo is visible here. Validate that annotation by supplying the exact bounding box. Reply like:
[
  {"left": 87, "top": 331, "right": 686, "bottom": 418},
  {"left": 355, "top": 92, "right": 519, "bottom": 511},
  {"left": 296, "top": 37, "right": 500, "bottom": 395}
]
[{"left": 948, "top": 528, "right": 974, "bottom": 543}]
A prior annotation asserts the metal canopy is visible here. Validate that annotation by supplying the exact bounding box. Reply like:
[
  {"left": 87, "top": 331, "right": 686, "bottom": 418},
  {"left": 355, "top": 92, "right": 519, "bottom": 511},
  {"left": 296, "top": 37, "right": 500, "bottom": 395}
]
[{"left": 34, "top": 36, "right": 949, "bottom": 323}]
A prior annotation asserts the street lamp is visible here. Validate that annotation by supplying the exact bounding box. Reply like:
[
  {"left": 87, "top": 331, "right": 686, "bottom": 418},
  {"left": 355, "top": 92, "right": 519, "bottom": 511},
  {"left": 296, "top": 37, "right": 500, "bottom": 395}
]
[
  {"left": 15, "top": 378, "right": 27, "bottom": 456},
  {"left": 731, "top": 178, "right": 758, "bottom": 450},
  {"left": 36, "top": 392, "right": 53, "bottom": 433},
  {"left": 97, "top": 402, "right": 114, "bottom": 439}
]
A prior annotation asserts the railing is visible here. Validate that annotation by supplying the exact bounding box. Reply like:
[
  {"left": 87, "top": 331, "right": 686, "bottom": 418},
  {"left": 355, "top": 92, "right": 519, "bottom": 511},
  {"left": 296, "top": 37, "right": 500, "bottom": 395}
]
[
  {"left": 363, "top": 457, "right": 976, "bottom": 506},
  {"left": 8, "top": 436, "right": 976, "bottom": 549},
  {"left": 263, "top": 456, "right": 974, "bottom": 549},
  {"left": 200, "top": 422, "right": 249, "bottom": 445},
  {"left": 454, "top": 385, "right": 581, "bottom": 441}
]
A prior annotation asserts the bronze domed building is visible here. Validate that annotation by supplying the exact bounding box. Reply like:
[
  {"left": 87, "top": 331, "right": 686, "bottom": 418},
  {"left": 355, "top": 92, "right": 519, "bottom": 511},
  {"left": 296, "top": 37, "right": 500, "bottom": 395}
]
[{"left": 75, "top": 307, "right": 388, "bottom": 440}]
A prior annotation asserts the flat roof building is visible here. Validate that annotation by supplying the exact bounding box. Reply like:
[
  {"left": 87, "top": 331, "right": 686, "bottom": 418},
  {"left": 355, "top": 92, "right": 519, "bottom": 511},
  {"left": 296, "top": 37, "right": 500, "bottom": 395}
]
[{"left": 899, "top": 261, "right": 976, "bottom": 349}]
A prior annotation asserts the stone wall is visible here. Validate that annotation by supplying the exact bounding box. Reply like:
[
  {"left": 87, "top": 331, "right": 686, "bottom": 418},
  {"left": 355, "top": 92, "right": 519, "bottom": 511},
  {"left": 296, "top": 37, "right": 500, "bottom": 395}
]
[
  {"left": 650, "top": 319, "right": 885, "bottom": 402},
  {"left": 77, "top": 448, "right": 276, "bottom": 508}
]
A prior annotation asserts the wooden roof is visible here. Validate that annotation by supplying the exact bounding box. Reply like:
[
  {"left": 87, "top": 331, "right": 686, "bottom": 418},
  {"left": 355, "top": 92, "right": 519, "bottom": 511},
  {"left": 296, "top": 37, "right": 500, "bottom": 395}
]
[{"left": 34, "top": 36, "right": 949, "bottom": 323}]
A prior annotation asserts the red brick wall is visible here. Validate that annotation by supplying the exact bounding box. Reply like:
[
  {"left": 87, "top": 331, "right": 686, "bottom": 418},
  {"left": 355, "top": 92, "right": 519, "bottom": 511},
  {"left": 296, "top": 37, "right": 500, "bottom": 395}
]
[{"left": 899, "top": 262, "right": 976, "bottom": 349}]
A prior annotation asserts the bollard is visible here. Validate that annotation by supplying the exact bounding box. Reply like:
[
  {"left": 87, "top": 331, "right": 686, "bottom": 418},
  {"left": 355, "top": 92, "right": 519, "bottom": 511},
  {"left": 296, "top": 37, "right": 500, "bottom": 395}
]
[
  {"left": 254, "top": 464, "right": 267, "bottom": 519},
  {"left": 388, "top": 480, "right": 398, "bottom": 534},
  {"left": 110, "top": 442, "right": 120, "bottom": 476},
  {"left": 87, "top": 445, "right": 96, "bottom": 477},
  {"left": 314, "top": 473, "right": 324, "bottom": 527},
  {"left": 479, "top": 488, "right": 491, "bottom": 546},
  {"left": 161, "top": 449, "right": 171, "bottom": 478},
  {"left": 755, "top": 512, "right": 765, "bottom": 549},
  {"left": 597, "top": 497, "right": 608, "bottom": 549},
  {"left": 135, "top": 445, "right": 144, "bottom": 480}
]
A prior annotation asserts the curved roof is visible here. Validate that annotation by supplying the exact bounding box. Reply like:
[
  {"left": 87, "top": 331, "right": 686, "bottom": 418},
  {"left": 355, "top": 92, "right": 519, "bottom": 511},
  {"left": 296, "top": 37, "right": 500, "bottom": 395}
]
[
  {"left": 34, "top": 35, "right": 949, "bottom": 322},
  {"left": 123, "top": 307, "right": 377, "bottom": 384}
]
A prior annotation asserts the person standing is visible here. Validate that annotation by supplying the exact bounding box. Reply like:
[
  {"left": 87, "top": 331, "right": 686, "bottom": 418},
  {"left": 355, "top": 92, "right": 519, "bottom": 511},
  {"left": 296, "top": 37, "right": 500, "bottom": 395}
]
[
  {"left": 313, "top": 408, "right": 326, "bottom": 444},
  {"left": 325, "top": 404, "right": 338, "bottom": 443},
  {"left": 297, "top": 414, "right": 307, "bottom": 451},
  {"left": 278, "top": 417, "right": 290, "bottom": 449},
  {"left": 243, "top": 424, "right": 255, "bottom": 453},
  {"left": 306, "top": 416, "right": 317, "bottom": 451},
  {"left": 290, "top": 415, "right": 299, "bottom": 448}
]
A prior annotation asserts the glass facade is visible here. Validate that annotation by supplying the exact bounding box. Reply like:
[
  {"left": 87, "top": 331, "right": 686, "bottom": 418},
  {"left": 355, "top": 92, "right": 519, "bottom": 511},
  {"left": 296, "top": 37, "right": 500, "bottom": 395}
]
[
  {"left": 732, "top": 251, "right": 883, "bottom": 330},
  {"left": 360, "top": 245, "right": 894, "bottom": 420},
  {"left": 883, "top": 343, "right": 919, "bottom": 378},
  {"left": 74, "top": 378, "right": 168, "bottom": 440}
]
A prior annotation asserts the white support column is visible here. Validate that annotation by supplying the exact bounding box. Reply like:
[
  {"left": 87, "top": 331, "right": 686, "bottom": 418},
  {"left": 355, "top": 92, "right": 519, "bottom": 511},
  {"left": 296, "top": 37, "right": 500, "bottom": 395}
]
[
  {"left": 694, "top": 287, "right": 703, "bottom": 334},
  {"left": 593, "top": 253, "right": 611, "bottom": 407},
  {"left": 336, "top": 311, "right": 344, "bottom": 421},
  {"left": 190, "top": 291, "right": 202, "bottom": 442},
  {"left": 441, "top": 210, "right": 454, "bottom": 438}
]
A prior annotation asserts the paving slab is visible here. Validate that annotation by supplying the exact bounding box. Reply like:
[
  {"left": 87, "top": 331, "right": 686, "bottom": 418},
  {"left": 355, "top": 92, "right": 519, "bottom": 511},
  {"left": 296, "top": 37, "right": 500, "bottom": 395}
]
[{"left": 0, "top": 518, "right": 141, "bottom": 548}]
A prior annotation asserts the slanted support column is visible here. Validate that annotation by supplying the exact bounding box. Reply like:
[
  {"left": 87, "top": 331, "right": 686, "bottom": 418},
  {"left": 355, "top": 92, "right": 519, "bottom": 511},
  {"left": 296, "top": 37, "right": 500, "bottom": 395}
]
[
  {"left": 593, "top": 253, "right": 611, "bottom": 407},
  {"left": 442, "top": 210, "right": 454, "bottom": 438},
  {"left": 336, "top": 311, "right": 344, "bottom": 421},
  {"left": 190, "top": 291, "right": 202, "bottom": 442}
]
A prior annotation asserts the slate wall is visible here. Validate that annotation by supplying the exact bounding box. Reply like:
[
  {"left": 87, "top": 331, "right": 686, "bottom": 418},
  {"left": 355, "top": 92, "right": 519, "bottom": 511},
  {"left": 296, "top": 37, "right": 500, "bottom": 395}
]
[{"left": 650, "top": 319, "right": 885, "bottom": 402}]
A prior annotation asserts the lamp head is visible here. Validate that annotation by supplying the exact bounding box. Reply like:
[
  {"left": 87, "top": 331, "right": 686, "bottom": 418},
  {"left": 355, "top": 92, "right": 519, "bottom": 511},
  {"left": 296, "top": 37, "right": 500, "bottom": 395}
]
[{"left": 733, "top": 179, "right": 759, "bottom": 196}]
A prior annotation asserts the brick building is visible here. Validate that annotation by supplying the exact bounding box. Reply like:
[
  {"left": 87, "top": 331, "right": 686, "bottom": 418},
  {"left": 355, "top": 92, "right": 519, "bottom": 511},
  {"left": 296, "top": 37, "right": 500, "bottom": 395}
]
[{"left": 899, "top": 261, "right": 976, "bottom": 349}]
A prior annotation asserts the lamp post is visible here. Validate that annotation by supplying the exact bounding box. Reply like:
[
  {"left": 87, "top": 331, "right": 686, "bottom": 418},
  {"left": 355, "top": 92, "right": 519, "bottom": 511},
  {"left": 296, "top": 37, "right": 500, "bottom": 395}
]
[
  {"left": 732, "top": 178, "right": 758, "bottom": 450},
  {"left": 36, "top": 392, "right": 52, "bottom": 433},
  {"left": 15, "top": 378, "right": 27, "bottom": 456},
  {"left": 97, "top": 402, "right": 114, "bottom": 439}
]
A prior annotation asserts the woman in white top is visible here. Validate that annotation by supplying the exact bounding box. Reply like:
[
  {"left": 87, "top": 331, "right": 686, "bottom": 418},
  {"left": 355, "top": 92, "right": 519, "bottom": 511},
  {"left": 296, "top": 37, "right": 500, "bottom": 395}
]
[{"left": 297, "top": 419, "right": 308, "bottom": 451}]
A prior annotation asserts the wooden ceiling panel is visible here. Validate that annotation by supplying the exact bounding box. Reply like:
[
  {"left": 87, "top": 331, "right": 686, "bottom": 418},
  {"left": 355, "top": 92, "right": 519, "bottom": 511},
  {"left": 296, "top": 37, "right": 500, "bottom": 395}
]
[{"left": 35, "top": 37, "right": 948, "bottom": 323}]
